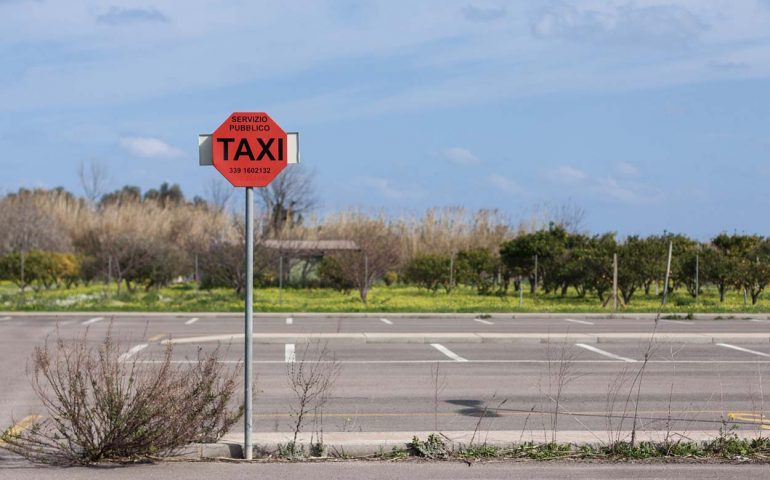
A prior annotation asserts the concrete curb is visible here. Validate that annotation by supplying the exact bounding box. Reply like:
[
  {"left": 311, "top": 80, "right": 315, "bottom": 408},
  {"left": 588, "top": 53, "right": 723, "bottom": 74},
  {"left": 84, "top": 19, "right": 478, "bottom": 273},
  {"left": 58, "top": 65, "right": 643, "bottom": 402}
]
[
  {"left": 198, "top": 430, "right": 766, "bottom": 459},
  {"left": 163, "top": 332, "right": 770, "bottom": 345},
  {"left": 1, "top": 311, "right": 769, "bottom": 320}
]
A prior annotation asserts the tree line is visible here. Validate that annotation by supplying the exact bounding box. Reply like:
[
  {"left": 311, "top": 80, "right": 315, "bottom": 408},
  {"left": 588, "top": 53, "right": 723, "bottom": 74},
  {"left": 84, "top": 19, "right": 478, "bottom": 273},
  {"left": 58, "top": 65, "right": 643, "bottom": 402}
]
[{"left": 1, "top": 178, "right": 768, "bottom": 305}]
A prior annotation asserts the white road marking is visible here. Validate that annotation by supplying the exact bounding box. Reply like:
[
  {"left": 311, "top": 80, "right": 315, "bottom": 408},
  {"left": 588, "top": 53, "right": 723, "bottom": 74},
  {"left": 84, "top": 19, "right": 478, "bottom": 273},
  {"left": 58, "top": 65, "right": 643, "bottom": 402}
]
[
  {"left": 285, "top": 344, "right": 296, "bottom": 363},
  {"left": 750, "top": 319, "right": 770, "bottom": 323},
  {"left": 134, "top": 359, "right": 770, "bottom": 365},
  {"left": 163, "top": 334, "right": 240, "bottom": 344},
  {"left": 430, "top": 343, "right": 468, "bottom": 362},
  {"left": 81, "top": 317, "right": 104, "bottom": 326},
  {"left": 660, "top": 319, "right": 693, "bottom": 325},
  {"left": 185, "top": 317, "right": 199, "bottom": 325},
  {"left": 474, "top": 318, "right": 494, "bottom": 325},
  {"left": 716, "top": 343, "right": 770, "bottom": 358},
  {"left": 59, "top": 321, "right": 74, "bottom": 326},
  {"left": 286, "top": 317, "right": 293, "bottom": 325},
  {"left": 0, "top": 316, "right": 11, "bottom": 322},
  {"left": 380, "top": 318, "right": 393, "bottom": 325},
  {"left": 118, "top": 344, "right": 148, "bottom": 362},
  {"left": 575, "top": 343, "right": 637, "bottom": 363},
  {"left": 564, "top": 318, "right": 594, "bottom": 325}
]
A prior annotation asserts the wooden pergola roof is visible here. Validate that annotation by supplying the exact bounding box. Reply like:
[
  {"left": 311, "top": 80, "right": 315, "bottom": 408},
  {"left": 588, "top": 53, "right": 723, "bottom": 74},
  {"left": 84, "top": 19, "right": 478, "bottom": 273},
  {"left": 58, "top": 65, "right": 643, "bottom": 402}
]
[{"left": 261, "top": 240, "right": 359, "bottom": 256}]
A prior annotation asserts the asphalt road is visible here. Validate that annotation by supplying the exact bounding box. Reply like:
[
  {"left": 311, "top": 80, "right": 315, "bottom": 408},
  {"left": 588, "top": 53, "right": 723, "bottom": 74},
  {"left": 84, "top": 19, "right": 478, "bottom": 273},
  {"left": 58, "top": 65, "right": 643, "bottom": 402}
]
[{"left": 2, "top": 313, "right": 770, "bottom": 437}]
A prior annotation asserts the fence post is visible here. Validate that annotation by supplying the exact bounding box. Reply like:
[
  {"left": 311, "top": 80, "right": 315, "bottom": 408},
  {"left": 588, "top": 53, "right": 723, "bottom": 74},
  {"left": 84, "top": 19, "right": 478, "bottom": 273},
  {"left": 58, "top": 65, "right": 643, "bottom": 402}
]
[
  {"left": 695, "top": 254, "right": 699, "bottom": 301},
  {"left": 279, "top": 255, "right": 284, "bottom": 305},
  {"left": 613, "top": 253, "right": 618, "bottom": 314}
]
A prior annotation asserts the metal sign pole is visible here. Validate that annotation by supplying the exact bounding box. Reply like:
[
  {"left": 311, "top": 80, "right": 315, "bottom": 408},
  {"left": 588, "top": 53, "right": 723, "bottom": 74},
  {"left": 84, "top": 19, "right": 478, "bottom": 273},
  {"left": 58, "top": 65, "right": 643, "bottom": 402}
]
[
  {"left": 244, "top": 187, "right": 254, "bottom": 460},
  {"left": 662, "top": 241, "right": 673, "bottom": 306}
]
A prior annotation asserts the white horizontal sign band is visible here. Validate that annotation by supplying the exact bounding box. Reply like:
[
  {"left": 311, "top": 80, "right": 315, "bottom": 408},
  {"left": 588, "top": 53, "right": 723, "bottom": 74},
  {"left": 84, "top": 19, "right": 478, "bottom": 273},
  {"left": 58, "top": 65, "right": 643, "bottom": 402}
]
[{"left": 199, "top": 132, "right": 299, "bottom": 166}]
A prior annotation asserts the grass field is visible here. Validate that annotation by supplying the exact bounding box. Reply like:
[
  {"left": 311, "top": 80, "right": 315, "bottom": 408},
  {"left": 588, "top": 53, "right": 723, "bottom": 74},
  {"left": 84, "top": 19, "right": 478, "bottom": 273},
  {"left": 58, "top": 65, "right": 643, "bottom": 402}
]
[{"left": 2, "top": 280, "right": 770, "bottom": 313}]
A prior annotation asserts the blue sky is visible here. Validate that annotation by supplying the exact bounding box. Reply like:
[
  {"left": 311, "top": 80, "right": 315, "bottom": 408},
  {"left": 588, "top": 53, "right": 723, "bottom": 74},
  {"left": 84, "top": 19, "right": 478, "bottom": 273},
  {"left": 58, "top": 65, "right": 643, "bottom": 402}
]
[{"left": 1, "top": 0, "right": 770, "bottom": 238}]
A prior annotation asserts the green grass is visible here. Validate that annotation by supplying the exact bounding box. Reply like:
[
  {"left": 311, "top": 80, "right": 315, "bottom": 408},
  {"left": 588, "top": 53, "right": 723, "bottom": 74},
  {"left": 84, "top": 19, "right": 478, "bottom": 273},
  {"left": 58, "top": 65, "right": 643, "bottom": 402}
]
[
  {"left": 2, "top": 280, "right": 770, "bottom": 313},
  {"left": 376, "top": 432, "right": 770, "bottom": 462}
]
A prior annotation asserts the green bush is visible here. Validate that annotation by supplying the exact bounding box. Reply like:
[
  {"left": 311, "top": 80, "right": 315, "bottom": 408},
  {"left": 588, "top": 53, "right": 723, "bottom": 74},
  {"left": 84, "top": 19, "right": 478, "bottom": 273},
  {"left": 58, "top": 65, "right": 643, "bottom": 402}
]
[
  {"left": 402, "top": 255, "right": 451, "bottom": 293},
  {"left": 318, "top": 256, "right": 354, "bottom": 293}
]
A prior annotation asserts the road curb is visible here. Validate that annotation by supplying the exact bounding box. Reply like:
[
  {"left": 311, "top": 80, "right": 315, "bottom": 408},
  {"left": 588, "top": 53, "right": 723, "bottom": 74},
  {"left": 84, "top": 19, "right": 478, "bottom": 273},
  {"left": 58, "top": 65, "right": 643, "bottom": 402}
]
[
  {"left": 200, "top": 430, "right": 767, "bottom": 459},
  {"left": 1, "top": 311, "right": 769, "bottom": 320}
]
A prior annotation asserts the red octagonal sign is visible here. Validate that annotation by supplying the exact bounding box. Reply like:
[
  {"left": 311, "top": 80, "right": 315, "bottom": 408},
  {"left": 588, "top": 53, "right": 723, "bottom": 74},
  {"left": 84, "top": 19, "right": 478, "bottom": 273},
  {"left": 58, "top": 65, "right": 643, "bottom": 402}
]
[{"left": 212, "top": 112, "right": 288, "bottom": 187}]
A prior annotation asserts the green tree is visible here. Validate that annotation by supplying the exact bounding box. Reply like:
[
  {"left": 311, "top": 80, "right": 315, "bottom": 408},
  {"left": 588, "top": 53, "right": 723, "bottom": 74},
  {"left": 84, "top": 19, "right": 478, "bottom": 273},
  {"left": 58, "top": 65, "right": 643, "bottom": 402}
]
[
  {"left": 402, "top": 255, "right": 452, "bottom": 293},
  {"left": 455, "top": 248, "right": 499, "bottom": 295}
]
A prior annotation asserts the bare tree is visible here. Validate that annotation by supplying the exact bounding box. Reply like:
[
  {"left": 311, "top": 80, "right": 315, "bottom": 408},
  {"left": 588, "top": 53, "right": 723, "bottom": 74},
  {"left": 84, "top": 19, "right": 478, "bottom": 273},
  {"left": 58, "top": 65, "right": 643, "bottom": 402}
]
[
  {"left": 0, "top": 192, "right": 68, "bottom": 255},
  {"left": 205, "top": 177, "right": 233, "bottom": 213},
  {"left": 78, "top": 160, "right": 110, "bottom": 205},
  {"left": 258, "top": 166, "right": 316, "bottom": 237},
  {"left": 520, "top": 200, "right": 587, "bottom": 234},
  {"left": 322, "top": 213, "right": 401, "bottom": 304}
]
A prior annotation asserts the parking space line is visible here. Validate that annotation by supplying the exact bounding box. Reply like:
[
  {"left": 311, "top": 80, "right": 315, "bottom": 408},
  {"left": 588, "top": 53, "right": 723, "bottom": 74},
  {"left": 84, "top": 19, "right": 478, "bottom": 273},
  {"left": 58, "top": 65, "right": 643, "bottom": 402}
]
[
  {"left": 185, "top": 317, "right": 199, "bottom": 325},
  {"left": 430, "top": 343, "right": 468, "bottom": 362},
  {"left": 750, "top": 319, "right": 770, "bottom": 323},
  {"left": 564, "top": 318, "right": 594, "bottom": 325},
  {"left": 660, "top": 319, "right": 693, "bottom": 325},
  {"left": 0, "top": 415, "right": 43, "bottom": 446},
  {"left": 285, "top": 344, "right": 296, "bottom": 363},
  {"left": 118, "top": 343, "right": 149, "bottom": 362},
  {"left": 148, "top": 334, "right": 167, "bottom": 342},
  {"left": 0, "top": 316, "right": 11, "bottom": 321},
  {"left": 474, "top": 318, "right": 494, "bottom": 325},
  {"left": 575, "top": 343, "right": 637, "bottom": 362},
  {"left": 716, "top": 343, "right": 770, "bottom": 358},
  {"left": 286, "top": 317, "right": 293, "bottom": 325},
  {"left": 81, "top": 317, "right": 104, "bottom": 326},
  {"left": 380, "top": 318, "right": 393, "bottom": 325}
]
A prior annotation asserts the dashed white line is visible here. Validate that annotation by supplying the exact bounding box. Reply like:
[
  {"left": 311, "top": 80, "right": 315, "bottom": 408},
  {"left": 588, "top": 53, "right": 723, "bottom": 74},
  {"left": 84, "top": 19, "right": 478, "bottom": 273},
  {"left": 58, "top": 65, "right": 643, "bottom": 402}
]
[
  {"left": 575, "top": 343, "right": 637, "bottom": 363},
  {"left": 474, "top": 318, "right": 494, "bottom": 325},
  {"left": 716, "top": 343, "right": 770, "bottom": 358},
  {"left": 564, "top": 318, "right": 594, "bottom": 326},
  {"left": 285, "top": 343, "right": 296, "bottom": 363},
  {"left": 81, "top": 317, "right": 104, "bottom": 326},
  {"left": 380, "top": 318, "right": 393, "bottom": 325},
  {"left": 286, "top": 317, "right": 293, "bottom": 325},
  {"left": 431, "top": 343, "right": 468, "bottom": 362},
  {"left": 118, "top": 344, "right": 148, "bottom": 362},
  {"left": 749, "top": 319, "right": 770, "bottom": 323},
  {"left": 185, "top": 317, "right": 199, "bottom": 326},
  {"left": 0, "top": 316, "right": 11, "bottom": 322},
  {"left": 659, "top": 319, "right": 693, "bottom": 325}
]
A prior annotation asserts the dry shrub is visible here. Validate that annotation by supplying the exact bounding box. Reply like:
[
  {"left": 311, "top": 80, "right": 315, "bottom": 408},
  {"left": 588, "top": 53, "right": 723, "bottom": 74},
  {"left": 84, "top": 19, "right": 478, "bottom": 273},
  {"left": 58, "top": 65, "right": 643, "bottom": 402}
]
[
  {"left": 0, "top": 330, "right": 242, "bottom": 465},
  {"left": 286, "top": 343, "right": 341, "bottom": 452}
]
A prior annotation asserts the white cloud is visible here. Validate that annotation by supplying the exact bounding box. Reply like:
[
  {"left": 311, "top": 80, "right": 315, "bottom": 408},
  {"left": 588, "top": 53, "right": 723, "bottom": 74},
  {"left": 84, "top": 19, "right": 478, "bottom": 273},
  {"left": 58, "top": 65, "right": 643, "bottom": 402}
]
[
  {"left": 593, "top": 175, "right": 663, "bottom": 205},
  {"left": 461, "top": 5, "right": 506, "bottom": 22},
  {"left": 443, "top": 147, "right": 480, "bottom": 165},
  {"left": 531, "top": 3, "right": 707, "bottom": 49},
  {"left": 615, "top": 161, "right": 639, "bottom": 176},
  {"left": 488, "top": 173, "right": 521, "bottom": 194},
  {"left": 549, "top": 165, "right": 587, "bottom": 183},
  {"left": 119, "top": 136, "right": 184, "bottom": 158},
  {"left": 358, "top": 176, "right": 414, "bottom": 200}
]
